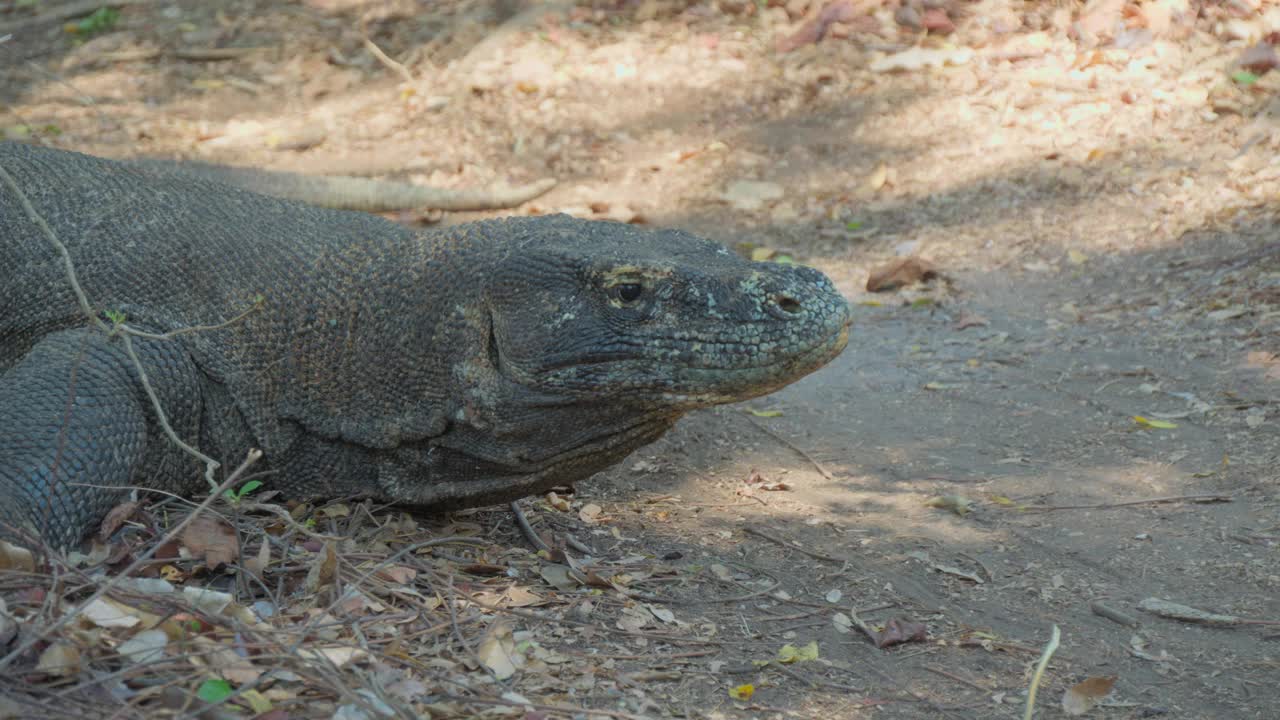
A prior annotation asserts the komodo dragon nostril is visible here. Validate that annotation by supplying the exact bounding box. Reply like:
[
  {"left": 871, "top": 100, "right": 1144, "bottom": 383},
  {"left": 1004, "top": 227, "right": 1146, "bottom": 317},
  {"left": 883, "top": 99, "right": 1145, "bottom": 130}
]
[{"left": 773, "top": 294, "right": 802, "bottom": 314}]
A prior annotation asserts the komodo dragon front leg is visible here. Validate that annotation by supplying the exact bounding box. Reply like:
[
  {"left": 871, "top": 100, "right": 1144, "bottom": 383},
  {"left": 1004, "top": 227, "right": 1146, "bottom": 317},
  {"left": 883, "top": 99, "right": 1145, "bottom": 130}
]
[{"left": 0, "top": 329, "right": 204, "bottom": 550}]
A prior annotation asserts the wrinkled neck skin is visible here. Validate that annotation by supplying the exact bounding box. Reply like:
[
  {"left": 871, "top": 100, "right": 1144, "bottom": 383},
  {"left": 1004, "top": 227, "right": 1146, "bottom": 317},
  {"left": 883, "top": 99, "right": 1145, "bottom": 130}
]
[{"left": 272, "top": 229, "right": 679, "bottom": 503}]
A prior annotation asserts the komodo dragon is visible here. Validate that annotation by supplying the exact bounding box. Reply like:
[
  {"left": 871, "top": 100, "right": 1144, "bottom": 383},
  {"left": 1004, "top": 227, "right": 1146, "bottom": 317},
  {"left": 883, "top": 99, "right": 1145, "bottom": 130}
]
[{"left": 0, "top": 142, "right": 852, "bottom": 549}]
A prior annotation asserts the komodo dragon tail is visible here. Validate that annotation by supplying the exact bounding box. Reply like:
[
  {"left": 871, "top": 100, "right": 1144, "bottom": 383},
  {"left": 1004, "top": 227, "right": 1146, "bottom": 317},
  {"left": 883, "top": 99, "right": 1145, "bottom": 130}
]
[{"left": 130, "top": 159, "right": 557, "bottom": 212}]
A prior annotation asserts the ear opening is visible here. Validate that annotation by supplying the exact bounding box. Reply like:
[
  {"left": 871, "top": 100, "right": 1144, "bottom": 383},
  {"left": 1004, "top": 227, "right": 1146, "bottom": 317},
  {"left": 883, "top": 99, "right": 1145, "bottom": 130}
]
[{"left": 485, "top": 309, "right": 502, "bottom": 372}]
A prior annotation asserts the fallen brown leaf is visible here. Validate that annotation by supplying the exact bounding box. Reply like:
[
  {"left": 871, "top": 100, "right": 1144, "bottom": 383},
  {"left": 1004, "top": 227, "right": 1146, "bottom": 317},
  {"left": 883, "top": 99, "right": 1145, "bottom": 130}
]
[
  {"left": 777, "top": 0, "right": 864, "bottom": 53},
  {"left": 99, "top": 501, "right": 140, "bottom": 541},
  {"left": 871, "top": 617, "right": 928, "bottom": 648},
  {"left": 954, "top": 312, "right": 989, "bottom": 330},
  {"left": 1243, "top": 351, "right": 1280, "bottom": 381},
  {"left": 1062, "top": 675, "right": 1117, "bottom": 715},
  {"left": 304, "top": 541, "right": 338, "bottom": 593},
  {"left": 1237, "top": 40, "right": 1279, "bottom": 75},
  {"left": 0, "top": 540, "right": 35, "bottom": 572},
  {"left": 921, "top": 8, "right": 953, "bottom": 34},
  {"left": 180, "top": 515, "right": 238, "bottom": 569},
  {"left": 866, "top": 257, "right": 937, "bottom": 292}
]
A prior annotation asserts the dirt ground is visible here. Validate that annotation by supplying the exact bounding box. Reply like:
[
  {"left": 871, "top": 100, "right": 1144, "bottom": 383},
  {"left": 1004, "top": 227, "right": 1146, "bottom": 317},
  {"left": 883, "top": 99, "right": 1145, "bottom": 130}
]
[{"left": 2, "top": 1, "right": 1279, "bottom": 718}]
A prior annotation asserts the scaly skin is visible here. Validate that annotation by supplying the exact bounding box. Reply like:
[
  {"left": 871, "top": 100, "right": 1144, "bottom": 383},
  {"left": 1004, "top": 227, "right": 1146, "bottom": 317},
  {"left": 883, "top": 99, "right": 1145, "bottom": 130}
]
[{"left": 0, "top": 142, "right": 851, "bottom": 548}]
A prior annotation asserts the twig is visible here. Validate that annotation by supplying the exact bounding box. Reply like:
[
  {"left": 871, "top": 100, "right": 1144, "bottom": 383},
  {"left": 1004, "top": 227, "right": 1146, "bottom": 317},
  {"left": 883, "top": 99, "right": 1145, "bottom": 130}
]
[
  {"left": 1137, "top": 597, "right": 1280, "bottom": 626},
  {"left": 924, "top": 664, "right": 987, "bottom": 692},
  {"left": 437, "top": 692, "right": 656, "bottom": 720},
  {"left": 742, "top": 415, "right": 836, "bottom": 481},
  {"left": 509, "top": 500, "right": 551, "bottom": 552},
  {"left": 119, "top": 332, "right": 221, "bottom": 489},
  {"left": 120, "top": 297, "right": 262, "bottom": 340},
  {"left": 1024, "top": 625, "right": 1060, "bottom": 720},
  {"left": 362, "top": 35, "right": 414, "bottom": 85},
  {"left": 1022, "top": 494, "right": 1231, "bottom": 511},
  {"left": 0, "top": 163, "right": 101, "bottom": 328},
  {"left": 0, "top": 450, "right": 261, "bottom": 673},
  {"left": 1091, "top": 600, "right": 1140, "bottom": 627},
  {"left": 172, "top": 47, "right": 266, "bottom": 61},
  {"left": 742, "top": 526, "right": 846, "bottom": 564}
]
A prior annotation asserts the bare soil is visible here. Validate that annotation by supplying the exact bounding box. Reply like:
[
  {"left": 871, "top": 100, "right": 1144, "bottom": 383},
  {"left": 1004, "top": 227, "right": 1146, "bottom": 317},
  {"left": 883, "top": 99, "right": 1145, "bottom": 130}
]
[{"left": 2, "top": 1, "right": 1278, "bottom": 718}]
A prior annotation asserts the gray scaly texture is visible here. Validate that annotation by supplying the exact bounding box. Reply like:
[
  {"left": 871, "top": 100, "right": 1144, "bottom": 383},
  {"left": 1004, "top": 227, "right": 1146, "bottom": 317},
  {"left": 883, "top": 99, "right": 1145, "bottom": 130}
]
[{"left": 0, "top": 142, "right": 851, "bottom": 549}]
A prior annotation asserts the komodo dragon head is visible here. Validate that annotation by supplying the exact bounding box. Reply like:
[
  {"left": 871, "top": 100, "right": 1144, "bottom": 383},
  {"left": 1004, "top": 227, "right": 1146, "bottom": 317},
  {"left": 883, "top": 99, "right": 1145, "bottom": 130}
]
[
  {"left": 374, "top": 215, "right": 851, "bottom": 507},
  {"left": 482, "top": 215, "right": 851, "bottom": 407}
]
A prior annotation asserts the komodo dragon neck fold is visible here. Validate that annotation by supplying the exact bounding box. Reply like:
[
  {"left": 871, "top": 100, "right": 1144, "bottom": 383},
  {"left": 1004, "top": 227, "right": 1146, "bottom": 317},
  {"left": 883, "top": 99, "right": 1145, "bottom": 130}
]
[{"left": 0, "top": 142, "right": 851, "bottom": 548}]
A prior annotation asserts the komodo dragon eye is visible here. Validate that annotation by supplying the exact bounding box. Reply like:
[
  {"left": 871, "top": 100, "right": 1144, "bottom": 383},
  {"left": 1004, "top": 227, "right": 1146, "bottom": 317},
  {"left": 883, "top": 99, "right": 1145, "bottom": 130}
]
[{"left": 611, "top": 283, "right": 644, "bottom": 304}]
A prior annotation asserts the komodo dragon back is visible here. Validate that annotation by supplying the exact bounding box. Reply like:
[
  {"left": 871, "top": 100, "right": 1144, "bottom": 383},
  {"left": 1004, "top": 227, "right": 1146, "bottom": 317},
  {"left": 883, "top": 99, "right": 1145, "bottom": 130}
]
[{"left": 0, "top": 142, "right": 852, "bottom": 549}]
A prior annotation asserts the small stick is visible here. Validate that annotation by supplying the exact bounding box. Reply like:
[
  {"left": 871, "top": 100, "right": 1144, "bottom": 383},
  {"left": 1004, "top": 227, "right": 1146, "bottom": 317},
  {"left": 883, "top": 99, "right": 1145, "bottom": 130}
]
[
  {"left": 1137, "top": 597, "right": 1280, "bottom": 626},
  {"left": 362, "top": 36, "right": 415, "bottom": 85},
  {"left": 1091, "top": 600, "right": 1140, "bottom": 627},
  {"left": 172, "top": 47, "right": 266, "bottom": 61},
  {"left": 508, "top": 500, "right": 551, "bottom": 552},
  {"left": 437, "top": 693, "right": 654, "bottom": 720},
  {"left": 1022, "top": 494, "right": 1231, "bottom": 511},
  {"left": 1024, "top": 625, "right": 1061, "bottom": 720},
  {"left": 743, "top": 415, "right": 836, "bottom": 480},
  {"left": 924, "top": 664, "right": 987, "bottom": 692},
  {"left": 743, "top": 526, "right": 846, "bottom": 564}
]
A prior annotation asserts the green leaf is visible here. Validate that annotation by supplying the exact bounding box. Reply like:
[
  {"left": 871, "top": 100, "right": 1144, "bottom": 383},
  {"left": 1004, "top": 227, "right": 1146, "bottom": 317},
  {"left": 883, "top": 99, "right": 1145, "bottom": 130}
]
[
  {"left": 845, "top": 220, "right": 863, "bottom": 230},
  {"left": 749, "top": 409, "right": 783, "bottom": 418},
  {"left": 196, "top": 678, "right": 233, "bottom": 704},
  {"left": 69, "top": 7, "right": 119, "bottom": 35},
  {"left": 237, "top": 480, "right": 263, "bottom": 497},
  {"left": 1231, "top": 70, "right": 1259, "bottom": 85}
]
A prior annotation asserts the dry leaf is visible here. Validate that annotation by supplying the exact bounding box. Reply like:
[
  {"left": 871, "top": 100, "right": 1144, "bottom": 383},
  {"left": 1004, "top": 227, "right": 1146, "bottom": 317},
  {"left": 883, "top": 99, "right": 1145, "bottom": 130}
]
[
  {"left": 924, "top": 494, "right": 973, "bottom": 516},
  {"left": 921, "top": 8, "right": 953, "bottom": 34},
  {"left": 37, "top": 642, "right": 81, "bottom": 677},
  {"left": 305, "top": 541, "right": 338, "bottom": 594},
  {"left": 539, "top": 564, "right": 579, "bottom": 591},
  {"left": 1237, "top": 40, "right": 1279, "bottom": 75},
  {"left": 99, "top": 501, "right": 140, "bottom": 541},
  {"left": 296, "top": 646, "right": 366, "bottom": 667},
  {"left": 1242, "top": 351, "right": 1280, "bottom": 381},
  {"left": 578, "top": 504, "right": 603, "bottom": 524},
  {"left": 776, "top": 640, "right": 819, "bottom": 663},
  {"left": 1062, "top": 676, "right": 1117, "bottom": 715},
  {"left": 244, "top": 539, "right": 271, "bottom": 576},
  {"left": 117, "top": 629, "right": 169, "bottom": 664},
  {"left": 477, "top": 621, "right": 518, "bottom": 680},
  {"left": 866, "top": 257, "right": 937, "bottom": 292},
  {"left": 190, "top": 636, "right": 262, "bottom": 684},
  {"left": 870, "top": 617, "right": 928, "bottom": 648},
  {"left": 181, "top": 514, "right": 239, "bottom": 569},
  {"left": 776, "top": 0, "right": 859, "bottom": 53},
  {"left": 183, "top": 587, "right": 233, "bottom": 616},
  {"left": 375, "top": 565, "right": 417, "bottom": 584},
  {"left": 79, "top": 597, "right": 142, "bottom": 628},
  {"left": 954, "top": 312, "right": 988, "bottom": 330},
  {"left": 0, "top": 540, "right": 35, "bottom": 572},
  {"left": 867, "top": 162, "right": 889, "bottom": 191}
]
